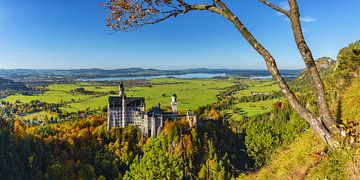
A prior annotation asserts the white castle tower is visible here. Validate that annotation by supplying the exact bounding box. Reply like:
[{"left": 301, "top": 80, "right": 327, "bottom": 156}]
[
  {"left": 171, "top": 93, "right": 178, "bottom": 113},
  {"left": 120, "top": 82, "right": 126, "bottom": 127}
]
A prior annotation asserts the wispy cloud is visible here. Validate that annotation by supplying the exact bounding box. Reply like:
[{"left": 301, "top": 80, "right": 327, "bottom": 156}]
[
  {"left": 279, "top": 1, "right": 290, "bottom": 11},
  {"left": 300, "top": 16, "right": 317, "bottom": 22},
  {"left": 302, "top": 28, "right": 310, "bottom": 33},
  {"left": 275, "top": 1, "right": 290, "bottom": 17},
  {"left": 275, "top": 1, "right": 316, "bottom": 23}
]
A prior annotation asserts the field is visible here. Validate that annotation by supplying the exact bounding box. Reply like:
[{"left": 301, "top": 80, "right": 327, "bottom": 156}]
[
  {"left": 3, "top": 78, "right": 281, "bottom": 120},
  {"left": 4, "top": 78, "right": 233, "bottom": 114},
  {"left": 61, "top": 78, "right": 234, "bottom": 112},
  {"left": 5, "top": 84, "right": 92, "bottom": 104},
  {"left": 226, "top": 79, "right": 281, "bottom": 118},
  {"left": 19, "top": 111, "right": 55, "bottom": 121},
  {"left": 234, "top": 80, "right": 279, "bottom": 97},
  {"left": 226, "top": 99, "right": 279, "bottom": 118}
]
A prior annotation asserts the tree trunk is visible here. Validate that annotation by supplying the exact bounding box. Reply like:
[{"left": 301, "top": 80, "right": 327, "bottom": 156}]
[
  {"left": 213, "top": 0, "right": 339, "bottom": 147},
  {"left": 288, "top": 0, "right": 338, "bottom": 135}
]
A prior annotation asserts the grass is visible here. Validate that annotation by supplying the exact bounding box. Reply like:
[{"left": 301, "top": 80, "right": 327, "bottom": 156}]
[
  {"left": 62, "top": 78, "right": 234, "bottom": 112},
  {"left": 241, "top": 130, "right": 326, "bottom": 180},
  {"left": 18, "top": 111, "right": 55, "bottom": 120},
  {"left": 3, "top": 78, "right": 281, "bottom": 119},
  {"left": 342, "top": 76, "right": 360, "bottom": 122},
  {"left": 82, "top": 85, "right": 117, "bottom": 93},
  {"left": 4, "top": 78, "right": 233, "bottom": 113},
  {"left": 306, "top": 149, "right": 352, "bottom": 180},
  {"left": 62, "top": 95, "right": 108, "bottom": 112},
  {"left": 46, "top": 84, "right": 82, "bottom": 92},
  {"left": 235, "top": 80, "right": 279, "bottom": 97},
  {"left": 128, "top": 78, "right": 233, "bottom": 110},
  {"left": 222, "top": 79, "right": 281, "bottom": 118},
  {"left": 227, "top": 99, "right": 279, "bottom": 118},
  {"left": 4, "top": 91, "right": 92, "bottom": 104}
]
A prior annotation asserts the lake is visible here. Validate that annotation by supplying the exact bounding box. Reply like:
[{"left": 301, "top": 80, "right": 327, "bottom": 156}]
[
  {"left": 77, "top": 73, "right": 227, "bottom": 81},
  {"left": 250, "top": 75, "right": 298, "bottom": 79}
]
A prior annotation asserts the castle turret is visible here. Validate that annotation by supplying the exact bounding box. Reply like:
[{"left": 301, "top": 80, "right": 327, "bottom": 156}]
[
  {"left": 119, "top": 82, "right": 125, "bottom": 97},
  {"left": 120, "top": 82, "right": 126, "bottom": 127},
  {"left": 171, "top": 93, "right": 178, "bottom": 113}
]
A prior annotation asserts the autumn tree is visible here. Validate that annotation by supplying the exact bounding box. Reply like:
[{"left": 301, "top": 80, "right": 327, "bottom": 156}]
[{"left": 102, "top": 0, "right": 339, "bottom": 147}]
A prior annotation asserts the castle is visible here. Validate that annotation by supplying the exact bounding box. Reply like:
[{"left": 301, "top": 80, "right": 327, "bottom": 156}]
[{"left": 107, "top": 82, "right": 196, "bottom": 137}]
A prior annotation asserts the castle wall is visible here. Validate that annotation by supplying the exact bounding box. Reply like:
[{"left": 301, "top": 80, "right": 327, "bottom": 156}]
[{"left": 108, "top": 84, "right": 195, "bottom": 137}]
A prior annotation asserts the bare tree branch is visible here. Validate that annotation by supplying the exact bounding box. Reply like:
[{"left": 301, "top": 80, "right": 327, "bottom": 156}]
[
  {"left": 141, "top": 10, "right": 181, "bottom": 25},
  {"left": 258, "top": 0, "right": 290, "bottom": 17},
  {"left": 142, "top": 4, "right": 223, "bottom": 26},
  {"left": 187, "top": 4, "right": 222, "bottom": 14},
  {"left": 213, "top": 0, "right": 230, "bottom": 15}
]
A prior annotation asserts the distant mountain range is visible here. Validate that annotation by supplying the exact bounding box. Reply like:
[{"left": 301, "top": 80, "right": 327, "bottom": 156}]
[
  {"left": 0, "top": 68, "right": 301, "bottom": 77},
  {"left": 0, "top": 68, "right": 301, "bottom": 83}
]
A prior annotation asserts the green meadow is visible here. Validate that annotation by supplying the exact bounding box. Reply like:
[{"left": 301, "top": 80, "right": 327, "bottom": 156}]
[
  {"left": 235, "top": 80, "right": 279, "bottom": 97},
  {"left": 226, "top": 99, "right": 279, "bottom": 119},
  {"left": 19, "top": 111, "right": 55, "bottom": 121},
  {"left": 63, "top": 78, "right": 234, "bottom": 112},
  {"left": 4, "top": 91, "right": 92, "bottom": 104},
  {"left": 4, "top": 78, "right": 234, "bottom": 113},
  {"left": 224, "top": 79, "right": 281, "bottom": 118},
  {"left": 4, "top": 78, "right": 281, "bottom": 120}
]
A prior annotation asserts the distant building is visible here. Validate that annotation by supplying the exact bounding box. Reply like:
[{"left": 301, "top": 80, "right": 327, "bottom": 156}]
[
  {"left": 251, "top": 92, "right": 270, "bottom": 96},
  {"left": 107, "top": 82, "right": 197, "bottom": 137}
]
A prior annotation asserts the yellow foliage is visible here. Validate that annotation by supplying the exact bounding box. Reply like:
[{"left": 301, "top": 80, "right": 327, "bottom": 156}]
[
  {"left": 208, "top": 109, "right": 220, "bottom": 120},
  {"left": 13, "top": 120, "right": 26, "bottom": 136}
]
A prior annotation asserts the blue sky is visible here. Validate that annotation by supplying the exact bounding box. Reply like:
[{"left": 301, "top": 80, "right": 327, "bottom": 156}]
[{"left": 0, "top": 0, "right": 359, "bottom": 69}]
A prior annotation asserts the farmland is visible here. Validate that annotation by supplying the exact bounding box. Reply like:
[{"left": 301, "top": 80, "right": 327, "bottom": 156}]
[{"left": 3, "top": 77, "right": 281, "bottom": 120}]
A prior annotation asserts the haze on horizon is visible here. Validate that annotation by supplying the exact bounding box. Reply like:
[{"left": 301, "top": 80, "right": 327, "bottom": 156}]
[{"left": 0, "top": 0, "right": 359, "bottom": 70}]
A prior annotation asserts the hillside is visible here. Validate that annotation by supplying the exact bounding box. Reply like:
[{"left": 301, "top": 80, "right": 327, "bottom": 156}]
[
  {"left": 0, "top": 77, "right": 28, "bottom": 91},
  {"left": 242, "top": 76, "right": 360, "bottom": 179},
  {"left": 330, "top": 41, "right": 360, "bottom": 92},
  {"left": 242, "top": 41, "right": 360, "bottom": 179},
  {"left": 292, "top": 57, "right": 336, "bottom": 92},
  {"left": 342, "top": 76, "right": 360, "bottom": 127},
  {"left": 242, "top": 130, "right": 325, "bottom": 179}
]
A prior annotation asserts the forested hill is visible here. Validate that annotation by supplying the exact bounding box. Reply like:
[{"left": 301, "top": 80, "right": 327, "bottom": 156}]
[
  {"left": 0, "top": 77, "right": 28, "bottom": 91},
  {"left": 292, "top": 57, "right": 336, "bottom": 91},
  {"left": 292, "top": 40, "right": 360, "bottom": 95}
]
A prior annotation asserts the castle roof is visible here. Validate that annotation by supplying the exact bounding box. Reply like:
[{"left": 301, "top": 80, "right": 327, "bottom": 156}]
[
  {"left": 108, "top": 96, "right": 145, "bottom": 108},
  {"left": 147, "top": 106, "right": 164, "bottom": 116}
]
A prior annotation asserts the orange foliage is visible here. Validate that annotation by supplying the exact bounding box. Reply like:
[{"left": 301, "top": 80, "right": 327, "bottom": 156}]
[
  {"left": 13, "top": 120, "right": 26, "bottom": 135},
  {"left": 180, "top": 118, "right": 187, "bottom": 126},
  {"left": 208, "top": 109, "right": 221, "bottom": 120},
  {"left": 273, "top": 101, "right": 282, "bottom": 109}
]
